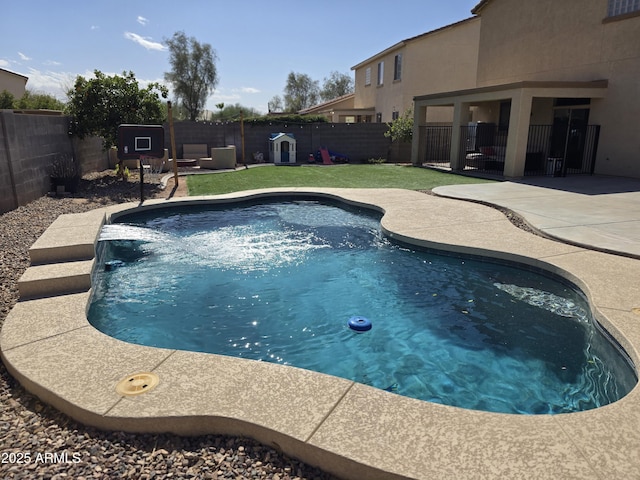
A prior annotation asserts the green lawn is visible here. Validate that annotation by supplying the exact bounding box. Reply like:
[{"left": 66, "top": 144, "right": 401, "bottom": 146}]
[{"left": 186, "top": 164, "right": 495, "bottom": 195}]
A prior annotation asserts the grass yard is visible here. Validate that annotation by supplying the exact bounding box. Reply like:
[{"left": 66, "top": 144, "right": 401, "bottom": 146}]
[{"left": 186, "top": 164, "right": 495, "bottom": 195}]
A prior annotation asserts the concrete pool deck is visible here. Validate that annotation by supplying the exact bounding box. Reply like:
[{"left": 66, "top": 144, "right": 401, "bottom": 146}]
[{"left": 2, "top": 186, "right": 640, "bottom": 479}]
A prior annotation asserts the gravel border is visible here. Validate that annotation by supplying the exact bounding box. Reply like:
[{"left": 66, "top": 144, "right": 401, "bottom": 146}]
[{"left": 0, "top": 171, "right": 339, "bottom": 480}]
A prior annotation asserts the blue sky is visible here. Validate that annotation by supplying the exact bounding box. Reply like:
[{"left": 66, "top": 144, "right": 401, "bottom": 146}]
[{"left": 2, "top": 1, "right": 479, "bottom": 113}]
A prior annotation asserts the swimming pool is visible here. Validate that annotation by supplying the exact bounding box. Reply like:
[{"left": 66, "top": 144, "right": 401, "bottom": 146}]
[{"left": 89, "top": 199, "right": 636, "bottom": 414}]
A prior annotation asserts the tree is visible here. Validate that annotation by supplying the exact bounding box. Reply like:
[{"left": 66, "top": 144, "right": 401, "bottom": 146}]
[
  {"left": 384, "top": 108, "right": 414, "bottom": 143},
  {"left": 65, "top": 70, "right": 168, "bottom": 149},
  {"left": 211, "top": 103, "right": 261, "bottom": 122},
  {"left": 0, "top": 90, "right": 15, "bottom": 109},
  {"left": 16, "top": 90, "right": 65, "bottom": 110},
  {"left": 320, "top": 71, "right": 354, "bottom": 102},
  {"left": 268, "top": 95, "right": 283, "bottom": 113},
  {"left": 164, "top": 31, "right": 218, "bottom": 121},
  {"left": 283, "top": 72, "right": 319, "bottom": 112}
]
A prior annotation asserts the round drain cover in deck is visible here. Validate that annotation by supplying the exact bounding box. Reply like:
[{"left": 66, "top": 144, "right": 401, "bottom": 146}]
[{"left": 116, "top": 372, "right": 159, "bottom": 396}]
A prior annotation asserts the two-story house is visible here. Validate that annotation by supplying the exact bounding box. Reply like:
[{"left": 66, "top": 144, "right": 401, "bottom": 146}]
[
  {"left": 351, "top": 17, "right": 481, "bottom": 124},
  {"left": 0, "top": 68, "right": 28, "bottom": 99},
  {"left": 412, "top": 0, "right": 640, "bottom": 179}
]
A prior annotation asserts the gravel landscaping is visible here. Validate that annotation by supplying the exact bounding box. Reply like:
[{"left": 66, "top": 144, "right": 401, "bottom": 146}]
[{"left": 0, "top": 171, "right": 338, "bottom": 480}]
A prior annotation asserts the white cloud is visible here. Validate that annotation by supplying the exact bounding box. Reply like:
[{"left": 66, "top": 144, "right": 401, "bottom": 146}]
[
  {"left": 0, "top": 59, "right": 9, "bottom": 68},
  {"left": 91, "top": 25, "right": 99, "bottom": 31},
  {"left": 44, "top": 60, "right": 62, "bottom": 67},
  {"left": 24, "top": 68, "right": 77, "bottom": 98},
  {"left": 124, "top": 32, "right": 166, "bottom": 51},
  {"left": 137, "top": 16, "right": 149, "bottom": 26},
  {"left": 210, "top": 89, "right": 241, "bottom": 103},
  {"left": 237, "top": 87, "right": 260, "bottom": 94},
  {"left": 18, "top": 52, "right": 31, "bottom": 61}
]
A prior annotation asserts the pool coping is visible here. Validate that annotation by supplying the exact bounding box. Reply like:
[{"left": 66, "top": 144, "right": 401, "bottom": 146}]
[{"left": 2, "top": 187, "right": 640, "bottom": 480}]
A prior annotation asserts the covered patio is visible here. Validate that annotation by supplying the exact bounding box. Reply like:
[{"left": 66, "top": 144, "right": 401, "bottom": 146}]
[{"left": 411, "top": 80, "right": 608, "bottom": 178}]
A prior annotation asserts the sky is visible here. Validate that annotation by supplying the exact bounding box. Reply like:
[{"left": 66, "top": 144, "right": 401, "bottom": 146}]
[{"left": 2, "top": 1, "right": 480, "bottom": 114}]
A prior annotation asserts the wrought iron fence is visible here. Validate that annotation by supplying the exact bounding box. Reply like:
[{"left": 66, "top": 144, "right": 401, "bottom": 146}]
[
  {"left": 419, "top": 125, "right": 452, "bottom": 167},
  {"left": 420, "top": 123, "right": 600, "bottom": 177},
  {"left": 459, "top": 124, "right": 507, "bottom": 176}
]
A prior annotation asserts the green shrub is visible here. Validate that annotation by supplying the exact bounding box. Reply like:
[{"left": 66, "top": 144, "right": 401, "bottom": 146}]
[{"left": 367, "top": 157, "right": 387, "bottom": 164}]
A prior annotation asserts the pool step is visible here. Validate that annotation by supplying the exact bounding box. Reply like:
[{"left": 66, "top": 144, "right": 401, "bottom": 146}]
[
  {"left": 18, "top": 260, "right": 94, "bottom": 300},
  {"left": 28, "top": 210, "right": 106, "bottom": 265}
]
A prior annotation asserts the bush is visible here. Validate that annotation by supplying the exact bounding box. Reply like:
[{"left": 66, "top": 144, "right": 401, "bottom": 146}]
[
  {"left": 367, "top": 157, "right": 387, "bottom": 164},
  {"left": 0, "top": 90, "right": 15, "bottom": 109},
  {"left": 384, "top": 108, "right": 413, "bottom": 143},
  {"left": 245, "top": 114, "right": 329, "bottom": 125},
  {"left": 48, "top": 154, "right": 80, "bottom": 179}
]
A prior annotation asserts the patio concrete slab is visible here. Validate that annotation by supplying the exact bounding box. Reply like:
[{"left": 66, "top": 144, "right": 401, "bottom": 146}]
[{"left": 434, "top": 175, "right": 640, "bottom": 258}]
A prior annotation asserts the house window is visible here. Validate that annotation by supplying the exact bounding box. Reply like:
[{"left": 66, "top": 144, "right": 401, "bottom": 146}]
[
  {"left": 365, "top": 67, "right": 371, "bottom": 86},
  {"left": 392, "top": 111, "right": 399, "bottom": 120},
  {"left": 376, "top": 112, "right": 382, "bottom": 123},
  {"left": 377, "top": 61, "right": 384, "bottom": 86},
  {"left": 394, "top": 54, "right": 402, "bottom": 81},
  {"left": 608, "top": 0, "right": 640, "bottom": 16}
]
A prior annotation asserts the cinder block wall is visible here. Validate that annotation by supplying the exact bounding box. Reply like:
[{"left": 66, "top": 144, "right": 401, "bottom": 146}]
[{"left": 0, "top": 111, "right": 107, "bottom": 213}]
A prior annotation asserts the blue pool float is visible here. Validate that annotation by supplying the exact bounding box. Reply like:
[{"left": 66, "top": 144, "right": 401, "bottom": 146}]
[{"left": 348, "top": 316, "right": 372, "bottom": 332}]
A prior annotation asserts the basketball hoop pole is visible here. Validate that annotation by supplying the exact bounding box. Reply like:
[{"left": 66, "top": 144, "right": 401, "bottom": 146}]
[
  {"left": 168, "top": 101, "right": 179, "bottom": 186},
  {"left": 139, "top": 155, "right": 145, "bottom": 203}
]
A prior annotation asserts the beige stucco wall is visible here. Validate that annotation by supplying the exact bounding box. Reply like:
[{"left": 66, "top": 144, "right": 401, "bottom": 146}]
[
  {"left": 0, "top": 69, "right": 28, "bottom": 98},
  {"left": 353, "top": 17, "right": 480, "bottom": 123},
  {"left": 476, "top": 0, "right": 640, "bottom": 176}
]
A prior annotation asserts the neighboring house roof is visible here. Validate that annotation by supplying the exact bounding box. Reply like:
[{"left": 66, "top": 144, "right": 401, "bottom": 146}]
[
  {"left": 351, "top": 16, "right": 478, "bottom": 70},
  {"left": 299, "top": 93, "right": 355, "bottom": 115},
  {"left": 0, "top": 67, "right": 28, "bottom": 80}
]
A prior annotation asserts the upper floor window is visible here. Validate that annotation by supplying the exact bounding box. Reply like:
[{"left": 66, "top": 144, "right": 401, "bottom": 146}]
[
  {"left": 392, "top": 111, "right": 400, "bottom": 120},
  {"left": 394, "top": 54, "right": 402, "bottom": 81},
  {"left": 608, "top": 0, "right": 640, "bottom": 16},
  {"left": 365, "top": 67, "right": 371, "bottom": 86},
  {"left": 377, "top": 61, "right": 384, "bottom": 86}
]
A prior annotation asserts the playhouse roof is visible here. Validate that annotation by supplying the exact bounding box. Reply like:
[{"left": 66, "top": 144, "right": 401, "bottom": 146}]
[{"left": 269, "top": 132, "right": 295, "bottom": 141}]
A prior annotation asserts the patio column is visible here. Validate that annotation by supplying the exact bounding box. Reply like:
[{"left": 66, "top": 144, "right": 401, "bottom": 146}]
[
  {"left": 503, "top": 90, "right": 533, "bottom": 178},
  {"left": 411, "top": 104, "right": 427, "bottom": 166},
  {"left": 450, "top": 101, "right": 470, "bottom": 170}
]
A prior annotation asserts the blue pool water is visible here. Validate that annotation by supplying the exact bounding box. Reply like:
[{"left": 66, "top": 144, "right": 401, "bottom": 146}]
[{"left": 89, "top": 200, "right": 637, "bottom": 414}]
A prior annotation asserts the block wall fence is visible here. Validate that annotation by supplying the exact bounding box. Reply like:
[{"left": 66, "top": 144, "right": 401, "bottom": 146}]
[{"left": 1, "top": 112, "right": 403, "bottom": 214}]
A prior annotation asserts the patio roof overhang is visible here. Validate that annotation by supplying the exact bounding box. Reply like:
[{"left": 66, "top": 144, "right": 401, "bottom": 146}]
[
  {"left": 414, "top": 80, "right": 609, "bottom": 106},
  {"left": 411, "top": 80, "right": 609, "bottom": 177}
]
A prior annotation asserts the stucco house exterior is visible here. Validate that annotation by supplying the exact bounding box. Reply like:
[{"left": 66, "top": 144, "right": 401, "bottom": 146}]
[
  {"left": 0, "top": 68, "right": 28, "bottom": 99},
  {"left": 298, "top": 94, "right": 366, "bottom": 123},
  {"left": 350, "top": 17, "right": 481, "bottom": 124},
  {"left": 412, "top": 0, "right": 640, "bottom": 179}
]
